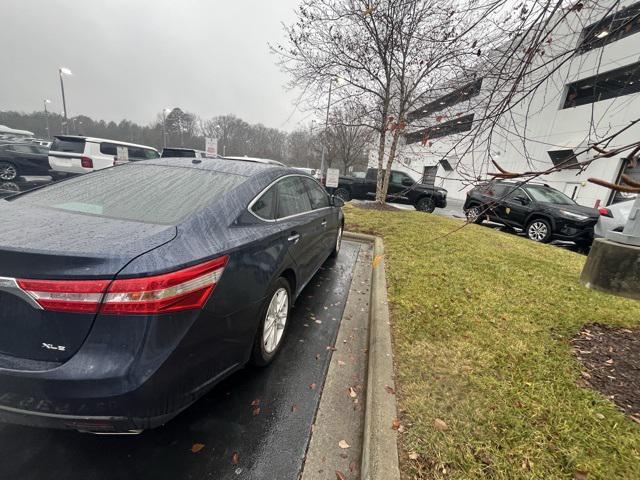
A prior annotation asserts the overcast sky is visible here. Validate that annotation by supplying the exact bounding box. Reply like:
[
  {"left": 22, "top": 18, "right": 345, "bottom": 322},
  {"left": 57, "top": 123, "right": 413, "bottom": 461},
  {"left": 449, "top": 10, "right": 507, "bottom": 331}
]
[{"left": 0, "top": 0, "right": 306, "bottom": 130}]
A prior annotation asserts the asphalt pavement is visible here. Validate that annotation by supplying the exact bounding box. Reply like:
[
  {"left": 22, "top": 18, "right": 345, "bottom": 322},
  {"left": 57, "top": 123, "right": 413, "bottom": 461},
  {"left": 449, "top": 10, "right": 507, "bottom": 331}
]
[{"left": 0, "top": 241, "right": 361, "bottom": 480}]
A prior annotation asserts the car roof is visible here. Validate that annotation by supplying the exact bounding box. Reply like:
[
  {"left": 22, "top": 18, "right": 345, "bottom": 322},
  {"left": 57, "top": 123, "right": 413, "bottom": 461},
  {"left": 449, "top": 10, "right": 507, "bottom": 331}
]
[
  {"left": 163, "top": 147, "right": 206, "bottom": 153},
  {"left": 142, "top": 156, "right": 293, "bottom": 177},
  {"left": 52, "top": 135, "right": 158, "bottom": 152},
  {"left": 222, "top": 155, "right": 285, "bottom": 166}
]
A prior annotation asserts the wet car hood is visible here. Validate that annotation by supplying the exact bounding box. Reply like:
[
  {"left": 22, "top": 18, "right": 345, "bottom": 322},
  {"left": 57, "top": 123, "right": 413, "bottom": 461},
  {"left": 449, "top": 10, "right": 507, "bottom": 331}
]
[{"left": 543, "top": 202, "right": 599, "bottom": 218}]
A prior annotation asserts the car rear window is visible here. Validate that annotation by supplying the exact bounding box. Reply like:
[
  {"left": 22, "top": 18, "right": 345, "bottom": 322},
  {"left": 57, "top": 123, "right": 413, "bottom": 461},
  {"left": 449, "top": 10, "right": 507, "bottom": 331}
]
[
  {"left": 50, "top": 138, "right": 85, "bottom": 153},
  {"left": 162, "top": 148, "right": 195, "bottom": 158},
  {"left": 10, "top": 164, "right": 245, "bottom": 224}
]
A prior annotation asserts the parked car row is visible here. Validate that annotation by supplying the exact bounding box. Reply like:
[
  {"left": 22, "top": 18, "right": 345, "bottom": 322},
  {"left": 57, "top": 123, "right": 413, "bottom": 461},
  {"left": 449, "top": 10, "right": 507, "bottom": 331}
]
[{"left": 462, "top": 180, "right": 635, "bottom": 247}]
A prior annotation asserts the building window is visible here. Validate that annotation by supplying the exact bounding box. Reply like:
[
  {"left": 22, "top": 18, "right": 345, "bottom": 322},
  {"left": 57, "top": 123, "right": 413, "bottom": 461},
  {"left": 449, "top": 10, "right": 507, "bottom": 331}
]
[
  {"left": 547, "top": 149, "right": 580, "bottom": 169},
  {"left": 563, "top": 61, "right": 640, "bottom": 108},
  {"left": 405, "top": 114, "right": 475, "bottom": 145},
  {"left": 578, "top": 2, "right": 640, "bottom": 53},
  {"left": 408, "top": 79, "right": 482, "bottom": 121}
]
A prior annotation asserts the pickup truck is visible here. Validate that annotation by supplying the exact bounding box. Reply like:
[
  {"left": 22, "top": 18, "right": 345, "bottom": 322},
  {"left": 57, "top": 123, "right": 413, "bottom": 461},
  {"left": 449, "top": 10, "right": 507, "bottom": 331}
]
[{"left": 333, "top": 168, "right": 447, "bottom": 212}]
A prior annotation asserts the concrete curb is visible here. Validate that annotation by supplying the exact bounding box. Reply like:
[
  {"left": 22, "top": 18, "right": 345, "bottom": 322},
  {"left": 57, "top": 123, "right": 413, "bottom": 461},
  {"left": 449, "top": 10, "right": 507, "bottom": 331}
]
[{"left": 343, "top": 232, "right": 401, "bottom": 480}]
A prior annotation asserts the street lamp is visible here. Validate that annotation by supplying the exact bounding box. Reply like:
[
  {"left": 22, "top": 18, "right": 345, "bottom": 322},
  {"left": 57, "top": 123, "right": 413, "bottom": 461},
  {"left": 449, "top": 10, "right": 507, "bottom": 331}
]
[
  {"left": 320, "top": 77, "right": 341, "bottom": 178},
  {"left": 161, "top": 108, "right": 171, "bottom": 148},
  {"left": 43, "top": 99, "right": 51, "bottom": 139},
  {"left": 58, "top": 67, "right": 72, "bottom": 134}
]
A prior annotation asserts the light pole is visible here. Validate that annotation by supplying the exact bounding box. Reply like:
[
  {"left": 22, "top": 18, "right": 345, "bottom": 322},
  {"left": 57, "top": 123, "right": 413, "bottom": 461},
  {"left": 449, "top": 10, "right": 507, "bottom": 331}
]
[
  {"left": 161, "top": 108, "right": 171, "bottom": 148},
  {"left": 58, "top": 67, "right": 72, "bottom": 134},
  {"left": 320, "top": 77, "right": 339, "bottom": 178},
  {"left": 43, "top": 99, "right": 51, "bottom": 139}
]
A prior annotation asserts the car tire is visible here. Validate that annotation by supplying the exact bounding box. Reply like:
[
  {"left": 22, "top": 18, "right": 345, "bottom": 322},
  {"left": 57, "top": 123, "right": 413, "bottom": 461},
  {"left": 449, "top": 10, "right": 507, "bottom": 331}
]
[
  {"left": 415, "top": 196, "right": 436, "bottom": 213},
  {"left": 250, "top": 277, "right": 292, "bottom": 367},
  {"left": 0, "top": 162, "right": 18, "bottom": 181},
  {"left": 330, "top": 224, "right": 343, "bottom": 258},
  {"left": 465, "top": 205, "right": 484, "bottom": 224},
  {"left": 526, "top": 218, "right": 552, "bottom": 243},
  {"left": 334, "top": 188, "right": 351, "bottom": 202}
]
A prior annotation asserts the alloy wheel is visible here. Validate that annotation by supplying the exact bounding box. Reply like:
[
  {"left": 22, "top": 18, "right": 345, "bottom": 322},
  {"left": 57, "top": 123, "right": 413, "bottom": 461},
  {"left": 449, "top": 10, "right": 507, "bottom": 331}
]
[
  {"left": 0, "top": 163, "right": 17, "bottom": 181},
  {"left": 466, "top": 206, "right": 482, "bottom": 223},
  {"left": 263, "top": 287, "right": 289, "bottom": 354},
  {"left": 528, "top": 221, "right": 548, "bottom": 241}
]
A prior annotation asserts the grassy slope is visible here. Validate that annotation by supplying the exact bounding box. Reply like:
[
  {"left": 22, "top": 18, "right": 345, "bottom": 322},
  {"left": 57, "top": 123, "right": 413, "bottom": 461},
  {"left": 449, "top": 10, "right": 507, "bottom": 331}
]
[{"left": 345, "top": 205, "right": 640, "bottom": 479}]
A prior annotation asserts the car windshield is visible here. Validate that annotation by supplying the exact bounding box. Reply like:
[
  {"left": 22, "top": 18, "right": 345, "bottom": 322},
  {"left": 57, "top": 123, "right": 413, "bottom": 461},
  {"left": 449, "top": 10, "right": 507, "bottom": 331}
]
[
  {"left": 9, "top": 164, "right": 245, "bottom": 224},
  {"left": 524, "top": 185, "right": 575, "bottom": 205}
]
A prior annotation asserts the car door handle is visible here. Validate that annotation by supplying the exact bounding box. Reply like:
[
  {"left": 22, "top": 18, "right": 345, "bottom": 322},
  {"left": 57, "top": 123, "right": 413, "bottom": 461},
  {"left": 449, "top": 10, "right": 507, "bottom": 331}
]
[
  {"left": 288, "top": 233, "right": 301, "bottom": 244},
  {"left": 321, "top": 220, "right": 327, "bottom": 228}
]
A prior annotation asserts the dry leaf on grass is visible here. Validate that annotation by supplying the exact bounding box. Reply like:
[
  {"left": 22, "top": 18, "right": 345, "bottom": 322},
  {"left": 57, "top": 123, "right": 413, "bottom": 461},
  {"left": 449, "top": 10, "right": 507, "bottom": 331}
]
[
  {"left": 434, "top": 418, "right": 449, "bottom": 431},
  {"left": 408, "top": 452, "right": 419, "bottom": 460},
  {"left": 391, "top": 419, "right": 401, "bottom": 430},
  {"left": 338, "top": 439, "right": 350, "bottom": 449}
]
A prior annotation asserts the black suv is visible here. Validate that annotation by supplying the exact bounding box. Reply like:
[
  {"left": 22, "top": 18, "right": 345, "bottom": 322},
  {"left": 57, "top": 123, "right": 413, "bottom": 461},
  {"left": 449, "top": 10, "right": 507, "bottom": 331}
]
[
  {"left": 334, "top": 168, "right": 447, "bottom": 212},
  {"left": 463, "top": 181, "right": 599, "bottom": 245}
]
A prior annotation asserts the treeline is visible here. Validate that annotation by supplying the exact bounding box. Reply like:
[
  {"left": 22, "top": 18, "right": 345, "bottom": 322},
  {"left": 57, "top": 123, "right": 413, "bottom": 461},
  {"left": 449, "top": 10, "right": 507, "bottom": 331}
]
[{"left": 0, "top": 109, "right": 370, "bottom": 172}]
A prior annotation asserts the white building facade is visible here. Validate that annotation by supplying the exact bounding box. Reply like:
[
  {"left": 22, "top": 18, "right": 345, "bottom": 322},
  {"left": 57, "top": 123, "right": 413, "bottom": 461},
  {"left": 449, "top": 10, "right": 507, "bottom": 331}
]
[{"left": 374, "top": 1, "right": 640, "bottom": 208}]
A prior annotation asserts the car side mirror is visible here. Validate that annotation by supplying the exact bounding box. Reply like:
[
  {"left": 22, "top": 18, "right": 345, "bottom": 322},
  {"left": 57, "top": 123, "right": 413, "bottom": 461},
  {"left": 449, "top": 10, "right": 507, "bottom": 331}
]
[
  {"left": 514, "top": 195, "right": 530, "bottom": 205},
  {"left": 331, "top": 195, "right": 345, "bottom": 208}
]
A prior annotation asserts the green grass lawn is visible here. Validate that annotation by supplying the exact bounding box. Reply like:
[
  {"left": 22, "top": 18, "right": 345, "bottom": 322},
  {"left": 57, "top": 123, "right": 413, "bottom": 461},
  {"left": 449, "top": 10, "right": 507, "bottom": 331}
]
[{"left": 344, "top": 205, "right": 640, "bottom": 479}]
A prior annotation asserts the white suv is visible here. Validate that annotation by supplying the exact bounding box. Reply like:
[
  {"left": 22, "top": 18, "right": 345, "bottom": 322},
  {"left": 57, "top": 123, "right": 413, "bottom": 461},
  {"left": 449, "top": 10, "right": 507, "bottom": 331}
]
[{"left": 48, "top": 136, "right": 159, "bottom": 176}]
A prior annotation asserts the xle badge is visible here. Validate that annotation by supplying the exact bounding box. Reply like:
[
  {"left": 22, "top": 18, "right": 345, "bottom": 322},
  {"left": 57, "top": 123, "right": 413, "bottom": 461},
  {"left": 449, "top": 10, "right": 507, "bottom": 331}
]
[{"left": 42, "top": 343, "right": 66, "bottom": 352}]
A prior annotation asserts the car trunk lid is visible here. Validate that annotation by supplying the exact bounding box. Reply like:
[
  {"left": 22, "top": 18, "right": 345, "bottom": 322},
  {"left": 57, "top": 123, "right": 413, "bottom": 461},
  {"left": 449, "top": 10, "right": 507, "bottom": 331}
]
[{"left": 0, "top": 203, "right": 176, "bottom": 363}]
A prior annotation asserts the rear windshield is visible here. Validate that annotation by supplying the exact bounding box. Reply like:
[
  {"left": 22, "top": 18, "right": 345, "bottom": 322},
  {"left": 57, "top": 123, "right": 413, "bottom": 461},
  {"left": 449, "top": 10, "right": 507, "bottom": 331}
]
[
  {"left": 50, "top": 138, "right": 85, "bottom": 153},
  {"left": 10, "top": 164, "right": 245, "bottom": 224},
  {"left": 162, "top": 148, "right": 195, "bottom": 158}
]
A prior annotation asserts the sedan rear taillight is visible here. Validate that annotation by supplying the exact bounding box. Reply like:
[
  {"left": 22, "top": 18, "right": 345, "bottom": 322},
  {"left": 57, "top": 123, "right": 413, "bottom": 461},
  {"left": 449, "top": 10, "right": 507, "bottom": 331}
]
[
  {"left": 81, "top": 156, "right": 93, "bottom": 168},
  {"left": 16, "top": 279, "right": 110, "bottom": 313},
  {"left": 101, "top": 256, "right": 228, "bottom": 314},
  {"left": 598, "top": 207, "right": 613, "bottom": 218},
  {"left": 17, "top": 256, "right": 228, "bottom": 315}
]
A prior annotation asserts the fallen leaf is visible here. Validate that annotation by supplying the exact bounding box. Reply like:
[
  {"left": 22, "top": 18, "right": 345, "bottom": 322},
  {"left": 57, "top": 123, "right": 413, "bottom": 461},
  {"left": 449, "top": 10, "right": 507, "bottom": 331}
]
[
  {"left": 338, "top": 439, "right": 350, "bottom": 449},
  {"left": 391, "top": 419, "right": 401, "bottom": 430},
  {"left": 309, "top": 383, "right": 317, "bottom": 390},
  {"left": 338, "top": 360, "right": 346, "bottom": 366},
  {"left": 409, "top": 452, "right": 419, "bottom": 460},
  {"left": 595, "top": 413, "right": 605, "bottom": 420},
  {"left": 348, "top": 387, "right": 357, "bottom": 398},
  {"left": 574, "top": 471, "right": 589, "bottom": 480},
  {"left": 292, "top": 404, "right": 299, "bottom": 412},
  {"left": 190, "top": 443, "right": 205, "bottom": 453},
  {"left": 336, "top": 471, "right": 347, "bottom": 480},
  {"left": 385, "top": 385, "right": 396, "bottom": 395},
  {"left": 231, "top": 452, "right": 240, "bottom": 465},
  {"left": 522, "top": 458, "right": 532, "bottom": 471},
  {"left": 434, "top": 418, "right": 449, "bottom": 431}
]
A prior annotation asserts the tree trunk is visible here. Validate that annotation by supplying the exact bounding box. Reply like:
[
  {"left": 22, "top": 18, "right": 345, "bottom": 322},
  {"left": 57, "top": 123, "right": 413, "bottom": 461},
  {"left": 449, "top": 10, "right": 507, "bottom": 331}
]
[
  {"left": 375, "top": 127, "right": 387, "bottom": 203},
  {"left": 380, "top": 128, "right": 401, "bottom": 202}
]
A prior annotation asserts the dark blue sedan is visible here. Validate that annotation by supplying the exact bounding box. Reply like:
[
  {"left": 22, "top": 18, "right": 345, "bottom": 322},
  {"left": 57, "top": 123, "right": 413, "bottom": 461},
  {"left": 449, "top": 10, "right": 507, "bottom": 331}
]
[{"left": 0, "top": 158, "right": 344, "bottom": 433}]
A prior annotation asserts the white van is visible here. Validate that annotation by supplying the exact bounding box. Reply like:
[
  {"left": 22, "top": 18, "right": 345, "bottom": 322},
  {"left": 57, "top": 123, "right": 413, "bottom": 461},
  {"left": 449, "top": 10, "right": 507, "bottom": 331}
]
[{"left": 48, "top": 136, "right": 159, "bottom": 176}]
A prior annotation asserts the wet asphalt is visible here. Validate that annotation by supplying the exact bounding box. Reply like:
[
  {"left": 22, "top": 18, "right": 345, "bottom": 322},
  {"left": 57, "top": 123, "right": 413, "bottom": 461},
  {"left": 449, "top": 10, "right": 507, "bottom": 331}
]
[{"left": 0, "top": 241, "right": 361, "bottom": 480}]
